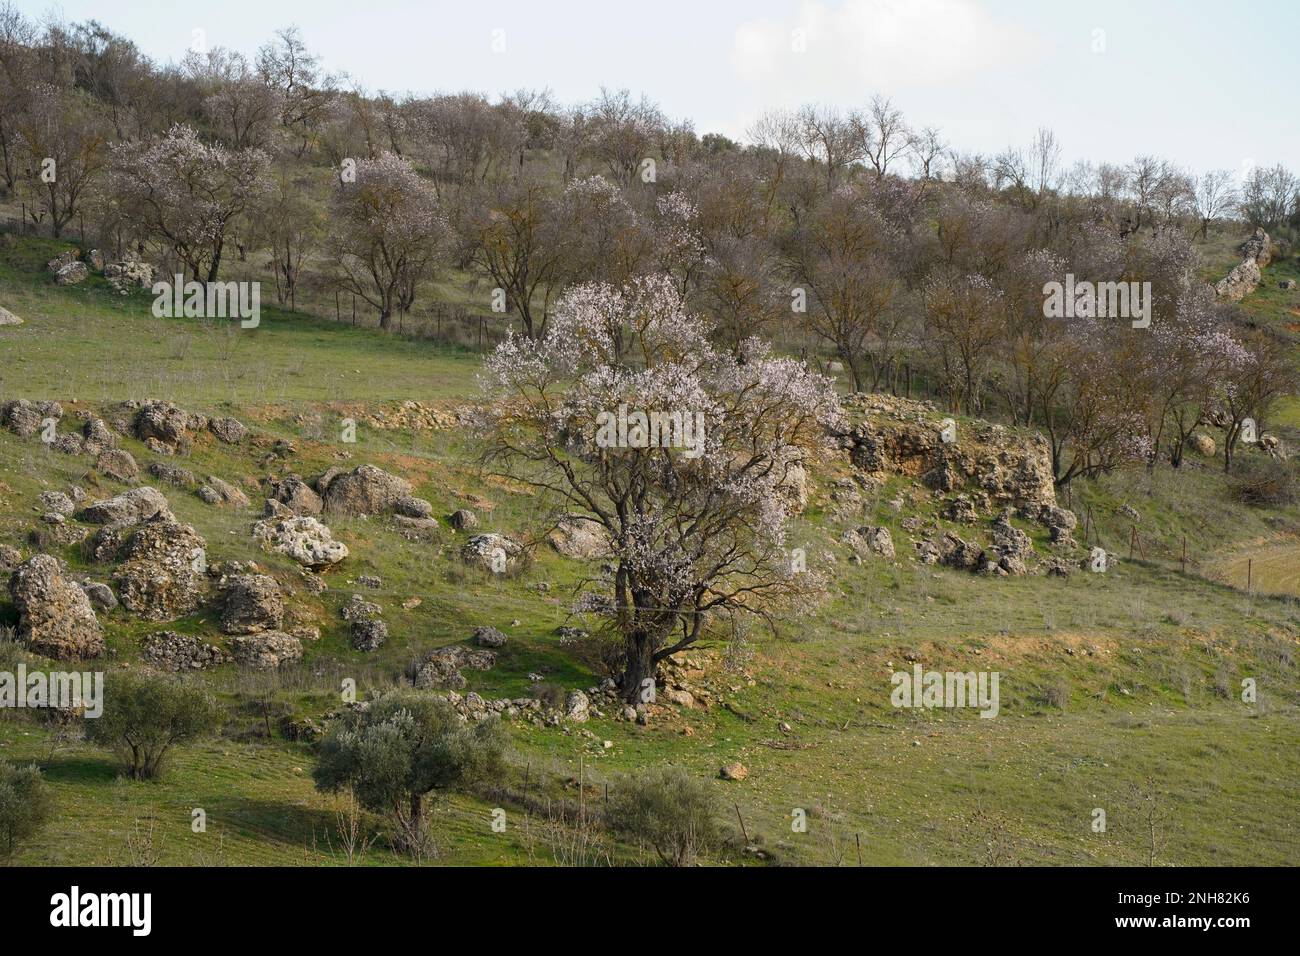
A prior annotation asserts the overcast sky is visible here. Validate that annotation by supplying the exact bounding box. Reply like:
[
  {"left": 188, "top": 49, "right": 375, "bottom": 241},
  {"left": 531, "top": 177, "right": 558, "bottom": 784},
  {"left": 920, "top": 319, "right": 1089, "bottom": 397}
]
[{"left": 19, "top": 0, "right": 1299, "bottom": 174}]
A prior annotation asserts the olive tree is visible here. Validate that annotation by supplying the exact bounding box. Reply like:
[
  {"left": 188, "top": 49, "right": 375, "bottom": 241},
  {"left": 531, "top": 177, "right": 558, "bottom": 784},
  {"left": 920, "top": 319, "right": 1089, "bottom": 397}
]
[
  {"left": 313, "top": 694, "right": 505, "bottom": 857},
  {"left": 84, "top": 672, "right": 221, "bottom": 781},
  {"left": 0, "top": 761, "right": 53, "bottom": 859}
]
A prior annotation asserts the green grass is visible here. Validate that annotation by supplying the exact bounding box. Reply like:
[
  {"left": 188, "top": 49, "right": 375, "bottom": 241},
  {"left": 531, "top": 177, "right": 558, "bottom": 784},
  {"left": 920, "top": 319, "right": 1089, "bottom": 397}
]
[{"left": 2, "top": 232, "right": 1299, "bottom": 866}]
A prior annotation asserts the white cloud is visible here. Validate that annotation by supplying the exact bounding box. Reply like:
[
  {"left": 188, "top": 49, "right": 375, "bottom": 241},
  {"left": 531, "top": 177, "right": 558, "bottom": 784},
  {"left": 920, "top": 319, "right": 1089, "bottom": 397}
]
[{"left": 730, "top": 0, "right": 1047, "bottom": 101}]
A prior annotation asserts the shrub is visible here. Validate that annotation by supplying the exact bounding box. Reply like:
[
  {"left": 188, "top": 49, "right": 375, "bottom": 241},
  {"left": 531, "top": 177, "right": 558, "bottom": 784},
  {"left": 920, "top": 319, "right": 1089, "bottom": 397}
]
[
  {"left": 607, "top": 766, "right": 719, "bottom": 866},
  {"left": 84, "top": 672, "right": 221, "bottom": 780},
  {"left": 1231, "top": 459, "right": 1297, "bottom": 506},
  {"left": 313, "top": 693, "right": 506, "bottom": 857},
  {"left": 0, "top": 761, "right": 53, "bottom": 858}
]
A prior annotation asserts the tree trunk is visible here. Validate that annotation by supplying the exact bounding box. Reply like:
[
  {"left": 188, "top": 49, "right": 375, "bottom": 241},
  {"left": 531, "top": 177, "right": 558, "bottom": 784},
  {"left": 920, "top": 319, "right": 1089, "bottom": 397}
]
[{"left": 620, "top": 631, "right": 656, "bottom": 704}]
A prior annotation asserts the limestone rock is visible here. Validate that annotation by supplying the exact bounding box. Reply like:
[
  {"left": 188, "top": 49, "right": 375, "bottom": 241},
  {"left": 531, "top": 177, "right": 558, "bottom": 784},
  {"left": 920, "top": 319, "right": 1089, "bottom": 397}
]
[
  {"left": 252, "top": 516, "right": 348, "bottom": 569},
  {"left": 322, "top": 464, "right": 412, "bottom": 516},
  {"left": 220, "top": 573, "right": 284, "bottom": 634},
  {"left": 9, "top": 554, "right": 104, "bottom": 659}
]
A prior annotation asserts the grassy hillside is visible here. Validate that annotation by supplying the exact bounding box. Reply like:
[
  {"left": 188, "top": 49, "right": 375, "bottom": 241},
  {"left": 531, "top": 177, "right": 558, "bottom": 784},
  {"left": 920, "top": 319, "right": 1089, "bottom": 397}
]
[{"left": 2, "top": 235, "right": 1298, "bottom": 867}]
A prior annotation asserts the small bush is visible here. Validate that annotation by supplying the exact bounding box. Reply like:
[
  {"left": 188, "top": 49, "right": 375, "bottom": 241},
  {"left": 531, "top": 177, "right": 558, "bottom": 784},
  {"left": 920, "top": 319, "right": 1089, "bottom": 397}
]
[
  {"left": 0, "top": 761, "right": 53, "bottom": 858},
  {"left": 1231, "top": 459, "right": 1297, "bottom": 506},
  {"left": 607, "top": 766, "right": 719, "bottom": 866},
  {"left": 84, "top": 672, "right": 222, "bottom": 780}
]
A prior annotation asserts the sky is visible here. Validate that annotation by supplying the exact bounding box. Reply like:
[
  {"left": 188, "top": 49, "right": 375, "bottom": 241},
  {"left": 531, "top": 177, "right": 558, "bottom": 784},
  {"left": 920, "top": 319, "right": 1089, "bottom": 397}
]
[{"left": 17, "top": 0, "right": 1300, "bottom": 174}]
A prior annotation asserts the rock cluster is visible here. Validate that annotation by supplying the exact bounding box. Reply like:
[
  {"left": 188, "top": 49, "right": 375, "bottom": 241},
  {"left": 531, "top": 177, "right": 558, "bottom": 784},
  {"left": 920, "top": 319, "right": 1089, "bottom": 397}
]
[
  {"left": 408, "top": 645, "right": 497, "bottom": 689},
  {"left": 142, "top": 631, "right": 231, "bottom": 671}
]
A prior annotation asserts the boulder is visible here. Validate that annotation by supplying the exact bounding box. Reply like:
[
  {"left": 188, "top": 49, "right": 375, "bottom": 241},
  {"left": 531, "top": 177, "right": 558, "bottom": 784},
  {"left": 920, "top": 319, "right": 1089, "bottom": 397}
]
[
  {"left": 220, "top": 574, "right": 283, "bottom": 634},
  {"left": 546, "top": 514, "right": 610, "bottom": 559},
  {"left": 0, "top": 306, "right": 22, "bottom": 326},
  {"left": 78, "top": 486, "right": 171, "bottom": 525},
  {"left": 461, "top": 533, "right": 522, "bottom": 572},
  {"left": 208, "top": 416, "right": 247, "bottom": 444},
  {"left": 252, "top": 515, "right": 349, "bottom": 568},
  {"left": 103, "top": 257, "right": 155, "bottom": 293},
  {"left": 53, "top": 261, "right": 88, "bottom": 286},
  {"left": 563, "top": 690, "right": 590, "bottom": 723},
  {"left": 111, "top": 514, "right": 208, "bottom": 621},
  {"left": 198, "top": 476, "right": 250, "bottom": 508},
  {"left": 267, "top": 476, "right": 323, "bottom": 516},
  {"left": 1238, "top": 227, "right": 1274, "bottom": 267},
  {"left": 473, "top": 626, "right": 508, "bottom": 648},
  {"left": 8, "top": 554, "right": 104, "bottom": 659},
  {"left": 322, "top": 464, "right": 412, "bottom": 516},
  {"left": 79, "top": 581, "right": 118, "bottom": 611},
  {"left": 229, "top": 631, "right": 303, "bottom": 669},
  {"left": 148, "top": 461, "right": 198, "bottom": 489},
  {"left": 720, "top": 762, "right": 749, "bottom": 781},
  {"left": 449, "top": 508, "right": 479, "bottom": 531},
  {"left": 1214, "top": 258, "right": 1262, "bottom": 302},
  {"left": 1188, "top": 433, "right": 1216, "bottom": 457},
  {"left": 38, "top": 490, "right": 76, "bottom": 516},
  {"left": 350, "top": 618, "right": 388, "bottom": 652},
  {"left": 133, "top": 400, "right": 206, "bottom": 451},
  {"left": 393, "top": 496, "right": 433, "bottom": 519},
  {"left": 96, "top": 448, "right": 139, "bottom": 482},
  {"left": 81, "top": 418, "right": 118, "bottom": 455}
]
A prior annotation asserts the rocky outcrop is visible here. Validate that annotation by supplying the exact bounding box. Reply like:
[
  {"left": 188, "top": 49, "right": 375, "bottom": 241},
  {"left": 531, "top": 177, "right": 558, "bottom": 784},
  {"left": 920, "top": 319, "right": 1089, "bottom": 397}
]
[
  {"left": 844, "top": 525, "right": 895, "bottom": 560},
  {"left": 111, "top": 514, "right": 208, "bottom": 620},
  {"left": 9, "top": 555, "right": 104, "bottom": 659},
  {"left": 2, "top": 399, "right": 61, "bottom": 438},
  {"left": 252, "top": 516, "right": 348, "bottom": 569},
  {"left": 1215, "top": 228, "right": 1274, "bottom": 302},
  {"left": 208, "top": 416, "right": 247, "bottom": 444},
  {"left": 843, "top": 395, "right": 1057, "bottom": 521}
]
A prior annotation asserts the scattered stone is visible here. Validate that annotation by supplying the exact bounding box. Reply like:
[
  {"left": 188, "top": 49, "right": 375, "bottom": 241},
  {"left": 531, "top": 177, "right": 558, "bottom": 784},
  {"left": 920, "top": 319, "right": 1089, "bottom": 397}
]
[
  {"left": 563, "top": 690, "right": 590, "bottom": 723},
  {"left": 547, "top": 514, "right": 611, "bottom": 559},
  {"left": 844, "top": 525, "right": 895, "bottom": 560},
  {"left": 393, "top": 496, "right": 433, "bottom": 519},
  {"left": 2, "top": 399, "right": 61, "bottom": 438},
  {"left": 720, "top": 762, "right": 748, "bottom": 781},
  {"left": 149, "top": 461, "right": 198, "bottom": 489},
  {"left": 53, "top": 261, "right": 89, "bottom": 285},
  {"left": 38, "top": 490, "right": 76, "bottom": 516}
]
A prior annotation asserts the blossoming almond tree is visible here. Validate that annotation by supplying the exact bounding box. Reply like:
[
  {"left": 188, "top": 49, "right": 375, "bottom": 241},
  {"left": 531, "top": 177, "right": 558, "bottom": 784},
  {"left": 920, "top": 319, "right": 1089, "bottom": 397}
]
[{"left": 480, "top": 274, "right": 842, "bottom": 702}]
